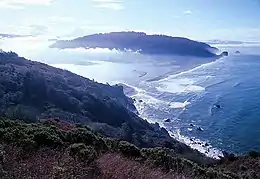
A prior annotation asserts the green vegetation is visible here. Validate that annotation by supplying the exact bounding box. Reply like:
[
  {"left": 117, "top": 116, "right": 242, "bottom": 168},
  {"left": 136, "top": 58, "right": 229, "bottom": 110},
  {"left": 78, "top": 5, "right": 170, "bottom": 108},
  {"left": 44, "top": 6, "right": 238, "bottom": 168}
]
[
  {"left": 1, "top": 117, "right": 256, "bottom": 179},
  {"left": 248, "top": 151, "right": 260, "bottom": 158},
  {"left": 68, "top": 143, "right": 97, "bottom": 162}
]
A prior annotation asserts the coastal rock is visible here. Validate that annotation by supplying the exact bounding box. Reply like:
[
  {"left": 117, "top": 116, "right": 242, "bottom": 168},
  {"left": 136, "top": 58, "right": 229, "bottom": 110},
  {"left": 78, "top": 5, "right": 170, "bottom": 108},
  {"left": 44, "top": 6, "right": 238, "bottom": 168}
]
[
  {"left": 203, "top": 143, "right": 210, "bottom": 147},
  {"left": 164, "top": 118, "right": 171, "bottom": 123},
  {"left": 215, "top": 104, "right": 221, "bottom": 109},
  {"left": 220, "top": 51, "right": 229, "bottom": 57}
]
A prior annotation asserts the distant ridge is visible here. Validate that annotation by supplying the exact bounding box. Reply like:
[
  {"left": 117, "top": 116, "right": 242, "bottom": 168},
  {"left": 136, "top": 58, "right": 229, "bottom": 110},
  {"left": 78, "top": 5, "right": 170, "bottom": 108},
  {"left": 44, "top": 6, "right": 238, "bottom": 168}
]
[
  {"left": 0, "top": 33, "right": 30, "bottom": 38},
  {"left": 50, "top": 31, "right": 218, "bottom": 57}
]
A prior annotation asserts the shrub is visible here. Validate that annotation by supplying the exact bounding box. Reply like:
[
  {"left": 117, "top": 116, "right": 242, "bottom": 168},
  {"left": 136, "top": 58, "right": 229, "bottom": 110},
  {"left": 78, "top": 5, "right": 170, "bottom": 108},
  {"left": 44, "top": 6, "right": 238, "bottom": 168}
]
[
  {"left": 0, "top": 119, "right": 16, "bottom": 128},
  {"left": 94, "top": 137, "right": 108, "bottom": 152},
  {"left": 33, "top": 130, "right": 62, "bottom": 146},
  {"left": 248, "top": 151, "right": 260, "bottom": 158},
  {"left": 0, "top": 129, "right": 4, "bottom": 136},
  {"left": 78, "top": 146, "right": 97, "bottom": 162},
  {"left": 0, "top": 147, "right": 4, "bottom": 165},
  {"left": 68, "top": 143, "right": 87, "bottom": 157},
  {"left": 103, "top": 138, "right": 120, "bottom": 151},
  {"left": 19, "top": 138, "right": 37, "bottom": 150},
  {"left": 0, "top": 120, "right": 4, "bottom": 128},
  {"left": 118, "top": 141, "right": 141, "bottom": 157},
  {"left": 68, "top": 143, "right": 97, "bottom": 162},
  {"left": 66, "top": 128, "right": 97, "bottom": 145},
  {"left": 2, "top": 132, "right": 15, "bottom": 142}
]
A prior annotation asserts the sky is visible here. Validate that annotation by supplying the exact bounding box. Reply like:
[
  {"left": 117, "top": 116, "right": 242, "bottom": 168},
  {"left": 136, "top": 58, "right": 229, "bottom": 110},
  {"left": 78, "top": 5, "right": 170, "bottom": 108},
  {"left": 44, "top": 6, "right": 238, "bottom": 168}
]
[{"left": 1, "top": 0, "right": 260, "bottom": 41}]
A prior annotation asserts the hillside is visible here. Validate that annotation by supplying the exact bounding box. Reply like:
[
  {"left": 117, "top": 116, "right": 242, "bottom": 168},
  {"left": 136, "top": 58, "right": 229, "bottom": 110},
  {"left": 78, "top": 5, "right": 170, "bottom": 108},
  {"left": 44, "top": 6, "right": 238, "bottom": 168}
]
[
  {"left": 50, "top": 32, "right": 218, "bottom": 57},
  {"left": 0, "top": 51, "right": 212, "bottom": 164}
]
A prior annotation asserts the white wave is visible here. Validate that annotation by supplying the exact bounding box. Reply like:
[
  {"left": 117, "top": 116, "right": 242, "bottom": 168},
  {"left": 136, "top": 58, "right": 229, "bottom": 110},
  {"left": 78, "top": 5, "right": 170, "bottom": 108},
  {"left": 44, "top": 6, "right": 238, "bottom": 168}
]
[
  {"left": 119, "top": 79, "right": 222, "bottom": 159},
  {"left": 158, "top": 60, "right": 220, "bottom": 82},
  {"left": 184, "top": 85, "right": 205, "bottom": 92},
  {"left": 169, "top": 100, "right": 191, "bottom": 109},
  {"left": 169, "top": 129, "right": 223, "bottom": 159},
  {"left": 156, "top": 80, "right": 205, "bottom": 94}
]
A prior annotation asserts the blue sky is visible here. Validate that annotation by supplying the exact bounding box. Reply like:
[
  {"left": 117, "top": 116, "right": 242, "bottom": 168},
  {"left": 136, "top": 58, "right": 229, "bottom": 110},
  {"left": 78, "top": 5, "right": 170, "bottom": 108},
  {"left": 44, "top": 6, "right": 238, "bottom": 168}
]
[{"left": 1, "top": 0, "right": 260, "bottom": 41}]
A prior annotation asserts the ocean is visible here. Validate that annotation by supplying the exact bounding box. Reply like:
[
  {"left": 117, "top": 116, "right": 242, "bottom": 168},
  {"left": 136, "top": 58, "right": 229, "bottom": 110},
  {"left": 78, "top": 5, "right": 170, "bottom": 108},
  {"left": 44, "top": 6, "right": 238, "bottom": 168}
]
[{"left": 1, "top": 36, "right": 260, "bottom": 158}]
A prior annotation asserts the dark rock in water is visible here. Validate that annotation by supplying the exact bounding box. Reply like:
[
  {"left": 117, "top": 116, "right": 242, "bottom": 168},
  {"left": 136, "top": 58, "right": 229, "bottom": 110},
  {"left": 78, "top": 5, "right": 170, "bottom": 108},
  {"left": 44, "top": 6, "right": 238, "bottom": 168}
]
[
  {"left": 197, "top": 127, "right": 204, "bottom": 131},
  {"left": 203, "top": 143, "right": 210, "bottom": 147},
  {"left": 190, "top": 123, "right": 194, "bottom": 127},
  {"left": 235, "top": 51, "right": 240, "bottom": 54},
  {"left": 164, "top": 118, "right": 171, "bottom": 123},
  {"left": 220, "top": 51, "right": 228, "bottom": 57},
  {"left": 139, "top": 99, "right": 143, "bottom": 103},
  {"left": 215, "top": 104, "right": 221, "bottom": 109}
]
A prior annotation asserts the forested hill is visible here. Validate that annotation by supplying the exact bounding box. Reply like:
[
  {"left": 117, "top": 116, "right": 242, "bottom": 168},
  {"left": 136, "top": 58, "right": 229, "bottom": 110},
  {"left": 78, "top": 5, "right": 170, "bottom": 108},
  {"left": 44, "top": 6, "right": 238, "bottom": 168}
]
[{"left": 50, "top": 31, "right": 218, "bottom": 57}]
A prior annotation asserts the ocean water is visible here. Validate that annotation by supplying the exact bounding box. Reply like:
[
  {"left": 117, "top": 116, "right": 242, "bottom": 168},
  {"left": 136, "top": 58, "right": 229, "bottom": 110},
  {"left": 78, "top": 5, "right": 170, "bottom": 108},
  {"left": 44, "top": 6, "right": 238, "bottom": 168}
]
[
  {"left": 1, "top": 37, "right": 260, "bottom": 158},
  {"left": 53, "top": 51, "right": 260, "bottom": 158}
]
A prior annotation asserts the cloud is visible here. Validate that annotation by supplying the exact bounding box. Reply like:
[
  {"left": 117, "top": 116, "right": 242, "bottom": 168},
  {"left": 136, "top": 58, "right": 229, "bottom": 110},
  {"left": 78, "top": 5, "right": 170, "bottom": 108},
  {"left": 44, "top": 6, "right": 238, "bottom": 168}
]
[
  {"left": 0, "top": 0, "right": 53, "bottom": 9},
  {"left": 0, "top": 24, "right": 51, "bottom": 37},
  {"left": 92, "top": 0, "right": 124, "bottom": 10},
  {"left": 29, "top": 25, "right": 49, "bottom": 36},
  {"left": 48, "top": 16, "right": 75, "bottom": 23},
  {"left": 208, "top": 28, "right": 260, "bottom": 41},
  {"left": 184, "top": 10, "right": 192, "bottom": 15}
]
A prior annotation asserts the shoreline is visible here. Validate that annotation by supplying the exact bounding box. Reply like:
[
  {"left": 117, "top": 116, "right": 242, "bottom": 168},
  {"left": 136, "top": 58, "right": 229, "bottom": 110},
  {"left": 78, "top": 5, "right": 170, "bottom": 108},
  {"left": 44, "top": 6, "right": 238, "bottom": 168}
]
[{"left": 118, "top": 58, "right": 227, "bottom": 159}]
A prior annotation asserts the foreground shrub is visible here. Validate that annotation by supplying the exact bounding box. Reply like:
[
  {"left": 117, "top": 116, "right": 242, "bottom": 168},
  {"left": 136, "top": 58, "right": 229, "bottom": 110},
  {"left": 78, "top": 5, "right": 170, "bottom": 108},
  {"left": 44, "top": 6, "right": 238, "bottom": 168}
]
[
  {"left": 118, "top": 141, "right": 141, "bottom": 157},
  {"left": 68, "top": 143, "right": 97, "bottom": 162},
  {"left": 33, "top": 130, "right": 63, "bottom": 146},
  {"left": 78, "top": 146, "right": 97, "bottom": 162},
  {"left": 68, "top": 143, "right": 87, "bottom": 157},
  {"left": 248, "top": 151, "right": 260, "bottom": 158},
  {"left": 103, "top": 138, "right": 120, "bottom": 151},
  {"left": 66, "top": 128, "right": 97, "bottom": 145}
]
